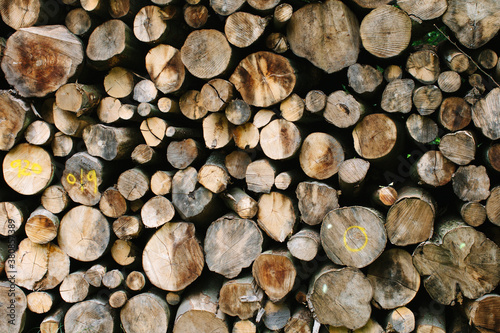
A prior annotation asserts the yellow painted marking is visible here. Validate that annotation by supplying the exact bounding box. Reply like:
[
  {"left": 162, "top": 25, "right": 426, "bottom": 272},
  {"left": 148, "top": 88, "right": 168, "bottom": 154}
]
[
  {"left": 66, "top": 169, "right": 98, "bottom": 193},
  {"left": 343, "top": 226, "right": 368, "bottom": 252},
  {"left": 10, "top": 159, "right": 42, "bottom": 178}
]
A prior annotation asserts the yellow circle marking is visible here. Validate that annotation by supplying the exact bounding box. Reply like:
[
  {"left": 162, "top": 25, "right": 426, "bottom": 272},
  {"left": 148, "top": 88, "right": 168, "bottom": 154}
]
[{"left": 343, "top": 226, "right": 368, "bottom": 252}]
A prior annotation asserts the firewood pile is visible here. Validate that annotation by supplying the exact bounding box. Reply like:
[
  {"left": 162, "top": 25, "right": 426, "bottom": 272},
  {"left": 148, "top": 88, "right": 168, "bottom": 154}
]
[{"left": 0, "top": 0, "right": 499, "bottom": 332}]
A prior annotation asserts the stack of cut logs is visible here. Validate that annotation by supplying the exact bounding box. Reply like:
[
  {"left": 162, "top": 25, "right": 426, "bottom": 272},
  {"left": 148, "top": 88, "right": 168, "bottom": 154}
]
[{"left": 0, "top": 0, "right": 500, "bottom": 332}]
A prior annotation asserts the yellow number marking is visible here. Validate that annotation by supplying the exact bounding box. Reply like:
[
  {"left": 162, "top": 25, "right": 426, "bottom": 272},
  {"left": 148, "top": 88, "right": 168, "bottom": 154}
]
[
  {"left": 66, "top": 169, "right": 98, "bottom": 193},
  {"left": 343, "top": 226, "right": 368, "bottom": 252},
  {"left": 10, "top": 159, "right": 42, "bottom": 178}
]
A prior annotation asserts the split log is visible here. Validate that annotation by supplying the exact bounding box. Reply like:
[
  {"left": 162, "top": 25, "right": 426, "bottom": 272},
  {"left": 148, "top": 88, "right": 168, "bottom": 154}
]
[
  {"left": 173, "top": 281, "right": 229, "bottom": 333},
  {"left": 286, "top": 0, "right": 360, "bottom": 73},
  {"left": 219, "top": 276, "right": 264, "bottom": 320},
  {"left": 412, "top": 219, "right": 500, "bottom": 305},
  {"left": 385, "top": 307, "right": 415, "bottom": 333},
  {"left": 307, "top": 265, "right": 373, "bottom": 330},
  {"left": 338, "top": 158, "right": 370, "bottom": 197},
  {"left": 141, "top": 195, "right": 175, "bottom": 228},
  {"left": 41, "top": 184, "right": 70, "bottom": 214},
  {"left": 102, "top": 269, "right": 125, "bottom": 289},
  {"left": 412, "top": 85, "right": 442, "bottom": 116},
  {"left": 0, "top": 281, "right": 27, "bottom": 333},
  {"left": 86, "top": 19, "right": 141, "bottom": 70},
  {"left": 438, "top": 130, "right": 476, "bottom": 165},
  {"left": 61, "top": 151, "right": 106, "bottom": 206},
  {"left": 347, "top": 63, "right": 383, "bottom": 95},
  {"left": 367, "top": 248, "right": 420, "bottom": 310},
  {"left": 143, "top": 222, "right": 204, "bottom": 291},
  {"left": 113, "top": 215, "right": 143, "bottom": 240},
  {"left": 287, "top": 228, "right": 321, "bottom": 262},
  {"left": 406, "top": 50, "right": 440, "bottom": 84},
  {"left": 442, "top": 0, "right": 500, "bottom": 48},
  {"left": 25, "top": 120, "right": 55, "bottom": 146},
  {"left": 472, "top": 87, "right": 500, "bottom": 140},
  {"left": 262, "top": 301, "right": 291, "bottom": 331},
  {"left": 181, "top": 29, "right": 233, "bottom": 79},
  {"left": 230, "top": 51, "right": 297, "bottom": 107},
  {"left": 83, "top": 124, "right": 140, "bottom": 161},
  {"left": 171, "top": 167, "right": 219, "bottom": 223},
  {"left": 406, "top": 114, "right": 438, "bottom": 144},
  {"left": 84, "top": 263, "right": 107, "bottom": 288},
  {"left": 0, "top": 90, "right": 34, "bottom": 151},
  {"left": 226, "top": 150, "right": 252, "bottom": 180},
  {"left": 117, "top": 167, "right": 150, "bottom": 201},
  {"left": 438, "top": 97, "right": 471, "bottom": 132},
  {"left": 3, "top": 143, "right": 54, "bottom": 195},
  {"left": 167, "top": 139, "right": 204, "bottom": 169},
  {"left": 53, "top": 104, "right": 95, "bottom": 138},
  {"left": 261, "top": 119, "right": 301, "bottom": 160},
  {"left": 225, "top": 12, "right": 270, "bottom": 48},
  {"left": 352, "top": 113, "right": 401, "bottom": 162},
  {"left": 360, "top": 5, "right": 412, "bottom": 59},
  {"left": 103, "top": 67, "right": 135, "bottom": 99},
  {"left": 203, "top": 112, "right": 234, "bottom": 149},
  {"left": 27, "top": 291, "right": 55, "bottom": 314},
  {"left": 25, "top": 207, "right": 59, "bottom": 244},
  {"left": 125, "top": 271, "right": 146, "bottom": 292},
  {"left": 246, "top": 159, "right": 277, "bottom": 193},
  {"left": 463, "top": 294, "right": 500, "bottom": 333},
  {"left": 233, "top": 122, "right": 260, "bottom": 150},
  {"left": 266, "top": 32, "right": 289, "bottom": 54},
  {"left": 120, "top": 292, "right": 171, "bottom": 333},
  {"left": 205, "top": 214, "right": 263, "bottom": 278},
  {"left": 1, "top": 25, "right": 84, "bottom": 97},
  {"left": 59, "top": 271, "right": 90, "bottom": 303},
  {"left": 296, "top": 181, "right": 339, "bottom": 226},
  {"left": 58, "top": 206, "right": 110, "bottom": 262},
  {"left": 133, "top": 5, "right": 182, "bottom": 45},
  {"left": 452, "top": 165, "right": 490, "bottom": 202},
  {"left": 64, "top": 298, "right": 117, "bottom": 333},
  {"left": 184, "top": 4, "right": 209, "bottom": 29},
  {"left": 111, "top": 239, "right": 139, "bottom": 267},
  {"left": 397, "top": 0, "right": 447, "bottom": 20},
  {"left": 14, "top": 238, "right": 70, "bottom": 290},
  {"left": 324, "top": 90, "right": 365, "bottom": 128},
  {"left": 257, "top": 191, "right": 297, "bottom": 242},
  {"left": 437, "top": 70, "right": 461, "bottom": 93},
  {"left": 486, "top": 186, "right": 500, "bottom": 226},
  {"left": 386, "top": 186, "right": 436, "bottom": 246},
  {"left": 51, "top": 132, "right": 74, "bottom": 157},
  {"left": 460, "top": 201, "right": 487, "bottom": 227},
  {"left": 411, "top": 150, "right": 456, "bottom": 187},
  {"left": 200, "top": 78, "right": 235, "bottom": 112},
  {"left": 145, "top": 44, "right": 185, "bottom": 95},
  {"left": 253, "top": 249, "right": 297, "bottom": 302},
  {"left": 321, "top": 206, "right": 387, "bottom": 268},
  {"left": 381, "top": 79, "right": 415, "bottom": 114},
  {"left": 305, "top": 90, "right": 327, "bottom": 114},
  {"left": 226, "top": 99, "right": 253, "bottom": 125},
  {"left": 150, "top": 170, "right": 173, "bottom": 196},
  {"left": 300, "top": 132, "right": 344, "bottom": 179}
]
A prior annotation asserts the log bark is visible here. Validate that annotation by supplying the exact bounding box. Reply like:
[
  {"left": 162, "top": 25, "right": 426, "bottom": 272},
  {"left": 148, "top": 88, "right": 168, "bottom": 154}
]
[
  {"left": 181, "top": 29, "right": 233, "bottom": 79},
  {"left": 307, "top": 265, "right": 373, "bottom": 330},
  {"left": 412, "top": 85, "right": 442, "bottom": 116},
  {"left": 438, "top": 130, "right": 476, "bottom": 165},
  {"left": 442, "top": 0, "right": 500, "bottom": 49},
  {"left": 367, "top": 248, "right": 420, "bottom": 310},
  {"left": 143, "top": 222, "right": 204, "bottom": 291},
  {"left": 120, "top": 292, "right": 171, "bottom": 333},
  {"left": 452, "top": 165, "right": 490, "bottom": 202},
  {"left": 406, "top": 114, "right": 438, "bottom": 144},
  {"left": 257, "top": 191, "right": 297, "bottom": 242},
  {"left": 411, "top": 150, "right": 456, "bottom": 187},
  {"left": 1, "top": 25, "right": 84, "bottom": 97},
  {"left": 171, "top": 166, "right": 219, "bottom": 223},
  {"left": 58, "top": 205, "right": 110, "bottom": 262},
  {"left": 0, "top": 90, "right": 34, "bottom": 151},
  {"left": 205, "top": 214, "right": 263, "bottom": 278},
  {"left": 286, "top": 0, "right": 360, "bottom": 73},
  {"left": 300, "top": 132, "right": 344, "bottom": 180},
  {"left": 386, "top": 186, "right": 436, "bottom": 246},
  {"left": 381, "top": 79, "right": 415, "bottom": 114},
  {"left": 83, "top": 124, "right": 140, "bottom": 161},
  {"left": 14, "top": 238, "right": 70, "bottom": 290},
  {"left": 225, "top": 12, "right": 270, "bottom": 48},
  {"left": 360, "top": 5, "right": 412, "bottom": 59},
  {"left": 406, "top": 50, "right": 440, "bottom": 84},
  {"left": 3, "top": 143, "right": 54, "bottom": 195},
  {"left": 252, "top": 249, "right": 297, "bottom": 302},
  {"left": 413, "top": 219, "right": 500, "bottom": 305},
  {"left": 324, "top": 90, "right": 366, "bottom": 128},
  {"left": 146, "top": 44, "right": 186, "bottom": 95},
  {"left": 64, "top": 298, "right": 117, "bottom": 333},
  {"left": 219, "top": 276, "right": 264, "bottom": 320},
  {"left": 25, "top": 207, "right": 59, "bottom": 244},
  {"left": 321, "top": 206, "right": 387, "bottom": 268},
  {"left": 229, "top": 51, "right": 297, "bottom": 107},
  {"left": 296, "top": 181, "right": 339, "bottom": 226}
]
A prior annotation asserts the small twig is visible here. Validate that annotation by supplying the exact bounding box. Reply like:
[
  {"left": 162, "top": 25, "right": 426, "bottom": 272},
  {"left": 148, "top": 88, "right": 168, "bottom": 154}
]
[{"left": 433, "top": 24, "right": 500, "bottom": 89}]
